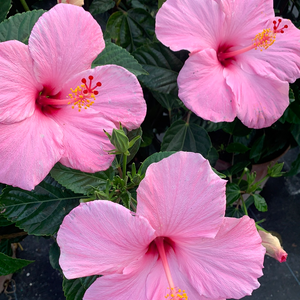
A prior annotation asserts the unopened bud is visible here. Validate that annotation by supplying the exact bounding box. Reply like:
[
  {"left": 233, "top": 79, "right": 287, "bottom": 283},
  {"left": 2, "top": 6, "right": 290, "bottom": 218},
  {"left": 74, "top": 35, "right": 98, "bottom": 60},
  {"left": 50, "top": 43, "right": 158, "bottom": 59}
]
[{"left": 259, "top": 230, "right": 287, "bottom": 263}]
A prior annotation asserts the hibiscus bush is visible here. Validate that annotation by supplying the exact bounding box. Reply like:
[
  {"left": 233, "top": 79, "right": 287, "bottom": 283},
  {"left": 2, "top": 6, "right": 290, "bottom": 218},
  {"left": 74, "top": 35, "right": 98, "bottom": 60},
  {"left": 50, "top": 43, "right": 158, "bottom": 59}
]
[{"left": 0, "top": 0, "right": 298, "bottom": 298}]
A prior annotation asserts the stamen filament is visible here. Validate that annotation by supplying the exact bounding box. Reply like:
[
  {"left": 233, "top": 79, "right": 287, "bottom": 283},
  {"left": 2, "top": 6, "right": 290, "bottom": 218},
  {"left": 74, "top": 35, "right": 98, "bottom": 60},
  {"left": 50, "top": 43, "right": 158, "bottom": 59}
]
[
  {"left": 155, "top": 237, "right": 175, "bottom": 289},
  {"left": 218, "top": 44, "right": 256, "bottom": 60}
]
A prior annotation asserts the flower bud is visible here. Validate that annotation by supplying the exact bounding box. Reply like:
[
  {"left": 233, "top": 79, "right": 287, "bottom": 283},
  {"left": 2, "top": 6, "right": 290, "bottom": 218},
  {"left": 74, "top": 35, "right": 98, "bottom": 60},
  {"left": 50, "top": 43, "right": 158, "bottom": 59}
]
[{"left": 259, "top": 230, "right": 288, "bottom": 263}]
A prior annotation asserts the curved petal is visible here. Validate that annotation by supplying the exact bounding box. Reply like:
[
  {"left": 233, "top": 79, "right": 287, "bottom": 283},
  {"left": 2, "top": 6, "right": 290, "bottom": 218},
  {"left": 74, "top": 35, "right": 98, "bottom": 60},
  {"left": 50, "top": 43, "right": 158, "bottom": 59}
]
[
  {"left": 225, "top": 61, "right": 289, "bottom": 129},
  {"left": 136, "top": 152, "right": 227, "bottom": 240},
  {"left": 49, "top": 106, "right": 116, "bottom": 172},
  {"left": 178, "top": 49, "right": 236, "bottom": 123},
  {"left": 59, "top": 65, "right": 146, "bottom": 130},
  {"left": 176, "top": 216, "right": 265, "bottom": 299},
  {"left": 57, "top": 200, "right": 156, "bottom": 279},
  {"left": 218, "top": 0, "right": 274, "bottom": 47},
  {"left": 0, "top": 108, "right": 64, "bottom": 190},
  {"left": 156, "top": 0, "right": 225, "bottom": 52},
  {"left": 242, "top": 18, "right": 300, "bottom": 83},
  {"left": 146, "top": 247, "right": 209, "bottom": 300},
  {"left": 29, "top": 3, "right": 104, "bottom": 95},
  {"left": 0, "top": 41, "right": 42, "bottom": 124}
]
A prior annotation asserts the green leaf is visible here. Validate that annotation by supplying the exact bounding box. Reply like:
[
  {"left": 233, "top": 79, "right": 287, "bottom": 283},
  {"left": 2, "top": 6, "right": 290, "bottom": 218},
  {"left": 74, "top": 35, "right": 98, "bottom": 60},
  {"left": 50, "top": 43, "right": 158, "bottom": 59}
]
[
  {"left": 252, "top": 194, "right": 268, "bottom": 212},
  {"left": 0, "top": 0, "right": 11, "bottom": 23},
  {"left": 0, "top": 252, "right": 33, "bottom": 276},
  {"left": 0, "top": 10, "right": 45, "bottom": 43},
  {"left": 226, "top": 183, "right": 241, "bottom": 205},
  {"left": 285, "top": 152, "right": 300, "bottom": 176},
  {"left": 222, "top": 161, "right": 251, "bottom": 177},
  {"left": 92, "top": 40, "right": 147, "bottom": 76},
  {"left": 63, "top": 276, "right": 98, "bottom": 300},
  {"left": 226, "top": 142, "right": 250, "bottom": 154},
  {"left": 49, "top": 242, "right": 61, "bottom": 272},
  {"left": 212, "top": 168, "right": 226, "bottom": 179},
  {"left": 151, "top": 91, "right": 183, "bottom": 111},
  {"left": 0, "top": 176, "right": 80, "bottom": 236},
  {"left": 89, "top": 0, "right": 115, "bottom": 15},
  {"left": 127, "top": 127, "right": 142, "bottom": 163},
  {"left": 249, "top": 134, "right": 265, "bottom": 163},
  {"left": 138, "top": 151, "right": 176, "bottom": 175},
  {"left": 161, "top": 120, "right": 212, "bottom": 157},
  {"left": 50, "top": 164, "right": 114, "bottom": 195},
  {"left": 223, "top": 118, "right": 252, "bottom": 137},
  {"left": 133, "top": 42, "right": 183, "bottom": 95},
  {"left": 106, "top": 8, "right": 155, "bottom": 52}
]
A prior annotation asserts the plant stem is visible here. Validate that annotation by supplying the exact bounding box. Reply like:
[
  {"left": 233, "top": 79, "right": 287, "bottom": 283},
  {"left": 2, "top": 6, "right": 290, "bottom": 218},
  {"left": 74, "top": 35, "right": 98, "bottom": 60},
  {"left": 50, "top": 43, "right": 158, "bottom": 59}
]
[
  {"left": 122, "top": 155, "right": 127, "bottom": 180},
  {"left": 240, "top": 196, "right": 248, "bottom": 216},
  {"left": 186, "top": 111, "right": 192, "bottom": 124},
  {"left": 20, "top": 0, "right": 30, "bottom": 11}
]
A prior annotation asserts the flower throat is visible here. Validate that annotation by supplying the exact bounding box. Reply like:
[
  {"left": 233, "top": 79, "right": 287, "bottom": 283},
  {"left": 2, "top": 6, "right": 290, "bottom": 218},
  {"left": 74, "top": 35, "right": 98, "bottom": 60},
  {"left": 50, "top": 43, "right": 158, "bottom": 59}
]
[{"left": 218, "top": 19, "right": 288, "bottom": 61}]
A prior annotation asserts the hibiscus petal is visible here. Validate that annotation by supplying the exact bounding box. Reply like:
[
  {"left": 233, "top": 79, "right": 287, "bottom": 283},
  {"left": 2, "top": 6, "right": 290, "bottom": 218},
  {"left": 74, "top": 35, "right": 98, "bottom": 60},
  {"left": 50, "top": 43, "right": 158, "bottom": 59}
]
[
  {"left": 0, "top": 41, "right": 42, "bottom": 124},
  {"left": 59, "top": 65, "right": 146, "bottom": 130},
  {"left": 49, "top": 106, "right": 116, "bottom": 172},
  {"left": 176, "top": 216, "right": 265, "bottom": 299},
  {"left": 225, "top": 61, "right": 289, "bottom": 128},
  {"left": 156, "top": 0, "right": 225, "bottom": 52},
  {"left": 178, "top": 49, "right": 236, "bottom": 123},
  {"left": 243, "top": 18, "right": 300, "bottom": 83},
  {"left": 0, "top": 108, "right": 64, "bottom": 190},
  {"left": 83, "top": 251, "right": 158, "bottom": 300},
  {"left": 219, "top": 0, "right": 274, "bottom": 46},
  {"left": 137, "top": 151, "right": 227, "bottom": 240},
  {"left": 146, "top": 246, "right": 209, "bottom": 300},
  {"left": 29, "top": 3, "right": 104, "bottom": 95},
  {"left": 57, "top": 200, "right": 156, "bottom": 279}
]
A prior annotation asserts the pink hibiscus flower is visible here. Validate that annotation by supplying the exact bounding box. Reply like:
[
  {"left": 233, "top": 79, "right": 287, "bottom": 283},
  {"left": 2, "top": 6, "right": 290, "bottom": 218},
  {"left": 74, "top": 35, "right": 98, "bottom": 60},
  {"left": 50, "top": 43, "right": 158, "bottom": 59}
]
[
  {"left": 57, "top": 151, "right": 265, "bottom": 300},
  {"left": 0, "top": 4, "right": 146, "bottom": 190},
  {"left": 57, "top": 0, "right": 84, "bottom": 6},
  {"left": 155, "top": 0, "right": 300, "bottom": 129}
]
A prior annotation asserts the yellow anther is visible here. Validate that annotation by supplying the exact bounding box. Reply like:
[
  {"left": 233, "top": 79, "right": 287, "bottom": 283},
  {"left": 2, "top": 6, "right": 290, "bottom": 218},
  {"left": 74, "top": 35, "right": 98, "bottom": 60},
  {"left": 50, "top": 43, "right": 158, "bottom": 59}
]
[
  {"left": 165, "top": 287, "right": 188, "bottom": 300},
  {"left": 253, "top": 28, "right": 276, "bottom": 51}
]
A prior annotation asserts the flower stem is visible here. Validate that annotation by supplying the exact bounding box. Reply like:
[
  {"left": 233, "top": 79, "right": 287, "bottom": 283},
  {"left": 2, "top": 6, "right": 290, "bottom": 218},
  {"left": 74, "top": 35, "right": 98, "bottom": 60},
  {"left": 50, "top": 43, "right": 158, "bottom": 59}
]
[
  {"left": 20, "top": 0, "right": 30, "bottom": 11},
  {"left": 122, "top": 154, "right": 127, "bottom": 180}
]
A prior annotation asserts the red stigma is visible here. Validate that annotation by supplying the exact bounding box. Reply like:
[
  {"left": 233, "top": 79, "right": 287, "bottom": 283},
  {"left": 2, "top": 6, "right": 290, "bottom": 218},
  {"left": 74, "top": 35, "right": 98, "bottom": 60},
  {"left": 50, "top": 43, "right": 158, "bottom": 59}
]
[
  {"left": 273, "top": 19, "right": 288, "bottom": 33},
  {"left": 80, "top": 75, "right": 102, "bottom": 95}
]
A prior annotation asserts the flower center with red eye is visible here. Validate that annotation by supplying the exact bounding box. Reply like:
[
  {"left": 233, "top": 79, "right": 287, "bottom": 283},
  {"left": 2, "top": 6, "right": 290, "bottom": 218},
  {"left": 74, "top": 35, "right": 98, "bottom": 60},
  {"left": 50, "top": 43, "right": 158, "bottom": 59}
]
[
  {"left": 68, "top": 75, "right": 102, "bottom": 112},
  {"left": 218, "top": 19, "right": 288, "bottom": 62}
]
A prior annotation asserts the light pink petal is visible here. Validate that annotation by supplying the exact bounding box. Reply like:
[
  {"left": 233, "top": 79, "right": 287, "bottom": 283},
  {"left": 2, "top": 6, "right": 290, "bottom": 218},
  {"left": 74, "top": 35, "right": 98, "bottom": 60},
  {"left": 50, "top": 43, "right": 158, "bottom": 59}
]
[
  {"left": 49, "top": 106, "right": 116, "bottom": 172},
  {"left": 59, "top": 65, "right": 146, "bottom": 130},
  {"left": 146, "top": 246, "right": 210, "bottom": 300},
  {"left": 242, "top": 18, "right": 300, "bottom": 83},
  {"left": 29, "top": 3, "right": 104, "bottom": 95},
  {"left": 178, "top": 49, "right": 236, "bottom": 123},
  {"left": 0, "top": 109, "right": 63, "bottom": 190},
  {"left": 219, "top": 0, "right": 274, "bottom": 46},
  {"left": 0, "top": 41, "right": 42, "bottom": 124},
  {"left": 137, "top": 151, "right": 227, "bottom": 240},
  {"left": 176, "top": 216, "right": 265, "bottom": 299},
  {"left": 57, "top": 200, "right": 156, "bottom": 279},
  {"left": 225, "top": 62, "right": 289, "bottom": 129},
  {"left": 83, "top": 251, "right": 158, "bottom": 300},
  {"left": 156, "top": 0, "right": 225, "bottom": 52}
]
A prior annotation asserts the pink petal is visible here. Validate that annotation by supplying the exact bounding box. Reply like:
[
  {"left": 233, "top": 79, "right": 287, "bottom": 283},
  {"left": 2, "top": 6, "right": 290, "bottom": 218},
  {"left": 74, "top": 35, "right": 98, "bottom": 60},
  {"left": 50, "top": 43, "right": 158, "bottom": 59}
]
[
  {"left": 29, "top": 3, "right": 104, "bottom": 95},
  {"left": 57, "top": 200, "right": 155, "bottom": 279},
  {"left": 0, "top": 108, "right": 64, "bottom": 190},
  {"left": 243, "top": 18, "right": 300, "bottom": 83},
  {"left": 219, "top": 0, "right": 274, "bottom": 46},
  {"left": 176, "top": 216, "right": 265, "bottom": 299},
  {"left": 83, "top": 251, "right": 158, "bottom": 300},
  {"left": 155, "top": 0, "right": 225, "bottom": 52},
  {"left": 178, "top": 49, "right": 236, "bottom": 123},
  {"left": 146, "top": 246, "right": 208, "bottom": 300},
  {"left": 225, "top": 61, "right": 289, "bottom": 128},
  {"left": 59, "top": 65, "right": 146, "bottom": 130},
  {"left": 136, "top": 152, "right": 227, "bottom": 240},
  {"left": 0, "top": 41, "right": 42, "bottom": 124},
  {"left": 49, "top": 107, "right": 117, "bottom": 172}
]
